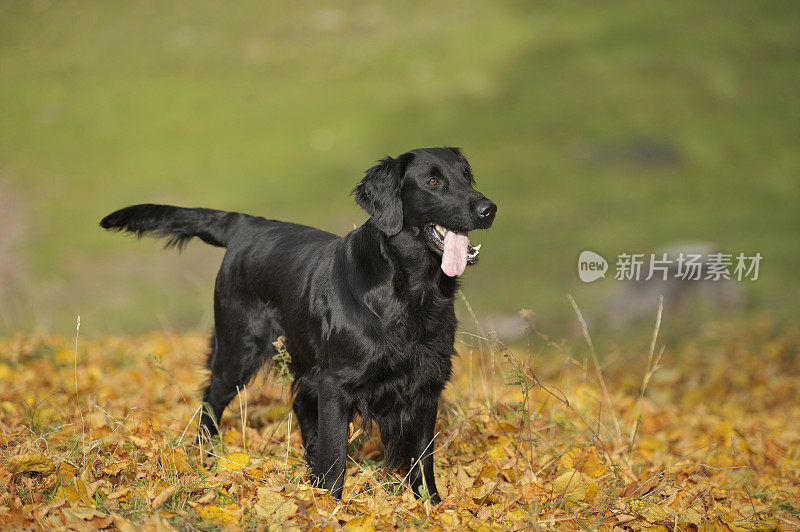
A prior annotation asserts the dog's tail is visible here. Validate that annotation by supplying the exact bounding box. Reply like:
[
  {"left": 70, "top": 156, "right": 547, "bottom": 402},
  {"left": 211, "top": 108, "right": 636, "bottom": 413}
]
[{"left": 100, "top": 204, "right": 245, "bottom": 249}]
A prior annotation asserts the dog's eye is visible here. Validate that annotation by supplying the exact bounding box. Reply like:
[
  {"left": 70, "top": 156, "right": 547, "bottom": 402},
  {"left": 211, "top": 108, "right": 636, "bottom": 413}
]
[{"left": 427, "top": 177, "right": 439, "bottom": 186}]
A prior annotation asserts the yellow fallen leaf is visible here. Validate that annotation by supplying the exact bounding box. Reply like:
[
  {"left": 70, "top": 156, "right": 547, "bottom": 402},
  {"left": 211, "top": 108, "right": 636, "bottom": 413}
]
[
  {"left": 64, "top": 507, "right": 107, "bottom": 520},
  {"left": 55, "top": 479, "right": 96, "bottom": 507},
  {"left": 521, "top": 482, "right": 547, "bottom": 502},
  {"left": 106, "top": 486, "right": 131, "bottom": 502},
  {"left": 254, "top": 487, "right": 292, "bottom": 519},
  {"left": 246, "top": 466, "right": 264, "bottom": 480},
  {"left": 196, "top": 491, "right": 216, "bottom": 505},
  {"left": 551, "top": 470, "right": 598, "bottom": 502},
  {"left": 471, "top": 481, "right": 497, "bottom": 503},
  {"left": 129, "top": 435, "right": 159, "bottom": 458},
  {"left": 486, "top": 445, "right": 507, "bottom": 462},
  {"left": 161, "top": 449, "right": 193, "bottom": 476},
  {"left": 59, "top": 462, "right": 77, "bottom": 481},
  {"left": 252, "top": 504, "right": 271, "bottom": 518},
  {"left": 223, "top": 429, "right": 242, "bottom": 447},
  {"left": 138, "top": 514, "right": 180, "bottom": 531},
  {"left": 7, "top": 452, "right": 54, "bottom": 474},
  {"left": 678, "top": 508, "right": 702, "bottom": 526},
  {"left": 443, "top": 510, "right": 460, "bottom": 528},
  {"left": 273, "top": 501, "right": 298, "bottom": 523},
  {"left": 500, "top": 466, "right": 518, "bottom": 484},
  {"left": 102, "top": 460, "right": 128, "bottom": 476},
  {"left": 196, "top": 504, "right": 237, "bottom": 524},
  {"left": 216, "top": 451, "right": 250, "bottom": 472},
  {"left": 726, "top": 518, "right": 780, "bottom": 531},
  {"left": 717, "top": 505, "right": 743, "bottom": 521},
  {"left": 456, "top": 465, "right": 474, "bottom": 490},
  {"left": 630, "top": 499, "right": 669, "bottom": 523},
  {"left": 558, "top": 446, "right": 607, "bottom": 478},
  {"left": 344, "top": 514, "right": 375, "bottom": 532},
  {"left": 256, "top": 486, "right": 284, "bottom": 503},
  {"left": 112, "top": 513, "right": 138, "bottom": 532},
  {"left": 476, "top": 463, "right": 497, "bottom": 482}
]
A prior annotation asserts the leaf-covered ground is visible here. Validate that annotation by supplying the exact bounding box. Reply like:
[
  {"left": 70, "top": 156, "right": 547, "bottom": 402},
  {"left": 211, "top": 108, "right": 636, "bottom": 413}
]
[{"left": 1, "top": 317, "right": 798, "bottom": 530}]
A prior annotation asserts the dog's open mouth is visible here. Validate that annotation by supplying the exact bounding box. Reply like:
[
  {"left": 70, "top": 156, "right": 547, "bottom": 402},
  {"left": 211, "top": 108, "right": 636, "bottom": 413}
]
[{"left": 425, "top": 223, "right": 481, "bottom": 277}]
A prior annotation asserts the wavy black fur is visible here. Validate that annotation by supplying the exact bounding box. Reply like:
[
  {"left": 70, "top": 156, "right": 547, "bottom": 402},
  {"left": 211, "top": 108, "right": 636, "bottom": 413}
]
[{"left": 100, "top": 147, "right": 497, "bottom": 503}]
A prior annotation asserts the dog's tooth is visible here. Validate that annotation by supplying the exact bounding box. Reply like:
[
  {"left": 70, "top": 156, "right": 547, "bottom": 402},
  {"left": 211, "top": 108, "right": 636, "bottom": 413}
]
[{"left": 473, "top": 243, "right": 481, "bottom": 251}]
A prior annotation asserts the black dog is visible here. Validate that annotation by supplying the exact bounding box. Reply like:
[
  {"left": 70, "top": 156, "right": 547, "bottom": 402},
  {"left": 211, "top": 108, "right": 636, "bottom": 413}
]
[{"left": 100, "top": 147, "right": 496, "bottom": 502}]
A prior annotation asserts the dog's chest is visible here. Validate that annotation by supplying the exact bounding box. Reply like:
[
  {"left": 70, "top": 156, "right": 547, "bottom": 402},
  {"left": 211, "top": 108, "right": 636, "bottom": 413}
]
[
  {"left": 359, "top": 304, "right": 456, "bottom": 402},
  {"left": 354, "top": 341, "right": 452, "bottom": 418}
]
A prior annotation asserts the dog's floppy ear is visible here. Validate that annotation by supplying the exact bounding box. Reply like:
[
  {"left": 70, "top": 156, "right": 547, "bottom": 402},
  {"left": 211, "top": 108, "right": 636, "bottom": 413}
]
[{"left": 352, "top": 155, "right": 409, "bottom": 236}]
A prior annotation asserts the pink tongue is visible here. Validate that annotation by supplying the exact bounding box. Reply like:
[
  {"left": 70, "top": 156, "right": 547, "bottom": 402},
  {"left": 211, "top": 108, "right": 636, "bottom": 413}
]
[{"left": 441, "top": 230, "right": 469, "bottom": 277}]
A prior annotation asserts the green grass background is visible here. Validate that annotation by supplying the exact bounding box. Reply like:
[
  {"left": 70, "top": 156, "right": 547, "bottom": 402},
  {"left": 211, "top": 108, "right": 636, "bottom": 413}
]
[{"left": 0, "top": 0, "right": 798, "bottom": 336}]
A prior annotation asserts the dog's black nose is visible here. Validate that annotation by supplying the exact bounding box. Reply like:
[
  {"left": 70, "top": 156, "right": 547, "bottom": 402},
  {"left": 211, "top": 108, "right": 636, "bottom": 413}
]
[{"left": 476, "top": 200, "right": 497, "bottom": 220}]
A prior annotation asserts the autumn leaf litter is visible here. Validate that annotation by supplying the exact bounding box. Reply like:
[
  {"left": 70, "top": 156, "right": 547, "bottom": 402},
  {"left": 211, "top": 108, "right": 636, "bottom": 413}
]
[{"left": 0, "top": 313, "right": 798, "bottom": 530}]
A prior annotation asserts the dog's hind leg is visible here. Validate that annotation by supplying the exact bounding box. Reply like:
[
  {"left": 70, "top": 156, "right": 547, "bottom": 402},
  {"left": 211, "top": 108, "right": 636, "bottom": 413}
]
[
  {"left": 292, "top": 375, "right": 319, "bottom": 464},
  {"left": 198, "top": 297, "right": 272, "bottom": 443}
]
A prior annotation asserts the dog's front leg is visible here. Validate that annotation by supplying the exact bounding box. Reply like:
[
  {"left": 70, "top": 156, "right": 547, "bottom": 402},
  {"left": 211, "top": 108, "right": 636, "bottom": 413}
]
[
  {"left": 407, "top": 398, "right": 442, "bottom": 504},
  {"left": 312, "top": 373, "right": 350, "bottom": 499}
]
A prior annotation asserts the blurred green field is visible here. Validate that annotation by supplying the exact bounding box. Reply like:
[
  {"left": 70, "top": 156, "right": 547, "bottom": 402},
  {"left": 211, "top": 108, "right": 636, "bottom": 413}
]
[{"left": 0, "top": 0, "right": 798, "bottom": 336}]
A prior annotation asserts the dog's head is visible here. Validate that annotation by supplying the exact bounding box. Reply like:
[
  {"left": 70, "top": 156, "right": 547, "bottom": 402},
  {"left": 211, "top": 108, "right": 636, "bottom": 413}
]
[{"left": 353, "top": 147, "right": 497, "bottom": 277}]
